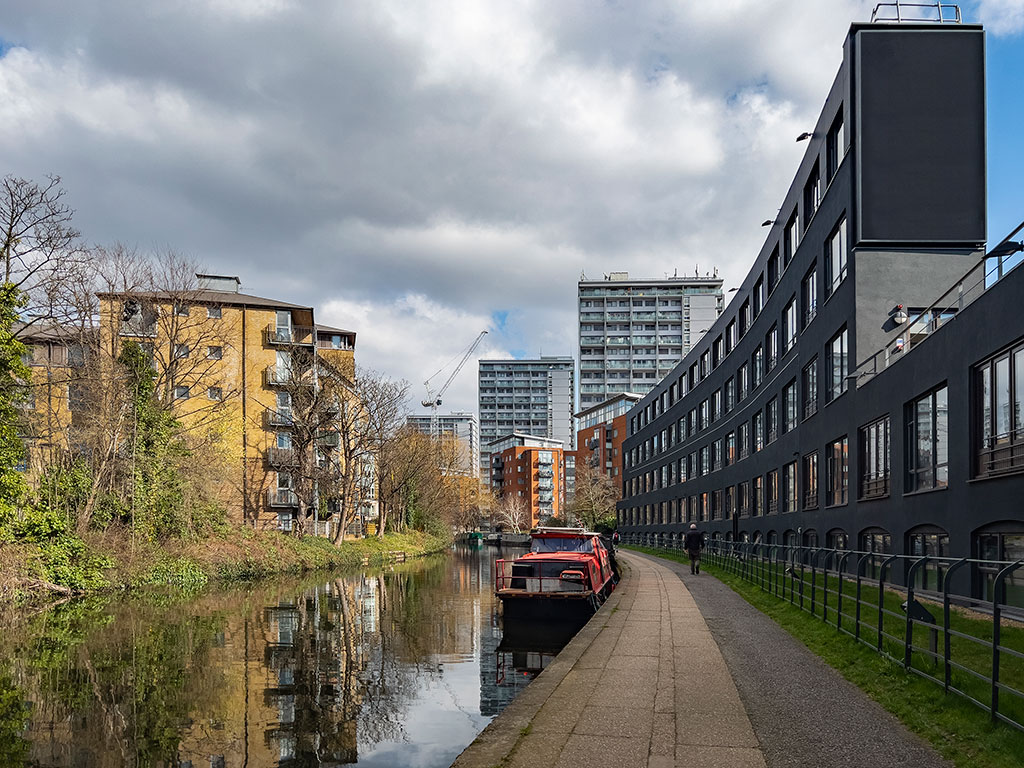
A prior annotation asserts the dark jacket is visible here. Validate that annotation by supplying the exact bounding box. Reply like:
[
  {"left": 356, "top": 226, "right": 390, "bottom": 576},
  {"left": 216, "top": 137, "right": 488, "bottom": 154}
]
[{"left": 684, "top": 530, "right": 704, "bottom": 554}]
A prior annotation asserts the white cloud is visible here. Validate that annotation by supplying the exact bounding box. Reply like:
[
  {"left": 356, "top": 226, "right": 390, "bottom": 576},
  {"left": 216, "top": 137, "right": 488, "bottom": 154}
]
[
  {"left": 978, "top": 0, "right": 1024, "bottom": 34},
  {"left": 0, "top": 0, "right": 882, "bottom": 413},
  {"left": 319, "top": 293, "right": 505, "bottom": 415}
]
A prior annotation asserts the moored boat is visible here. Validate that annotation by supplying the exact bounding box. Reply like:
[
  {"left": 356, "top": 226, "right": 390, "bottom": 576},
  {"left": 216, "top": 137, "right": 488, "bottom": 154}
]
[{"left": 495, "top": 527, "right": 616, "bottom": 621}]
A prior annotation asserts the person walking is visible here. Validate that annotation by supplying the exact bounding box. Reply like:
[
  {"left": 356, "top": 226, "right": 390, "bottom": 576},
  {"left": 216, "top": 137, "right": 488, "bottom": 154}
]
[{"left": 684, "top": 523, "right": 704, "bottom": 575}]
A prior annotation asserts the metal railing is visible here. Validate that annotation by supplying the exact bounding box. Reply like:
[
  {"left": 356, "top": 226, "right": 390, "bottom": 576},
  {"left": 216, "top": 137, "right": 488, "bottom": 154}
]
[
  {"left": 630, "top": 537, "right": 1024, "bottom": 732},
  {"left": 852, "top": 223, "right": 1024, "bottom": 388},
  {"left": 263, "top": 324, "right": 314, "bottom": 346},
  {"left": 870, "top": 2, "right": 962, "bottom": 23}
]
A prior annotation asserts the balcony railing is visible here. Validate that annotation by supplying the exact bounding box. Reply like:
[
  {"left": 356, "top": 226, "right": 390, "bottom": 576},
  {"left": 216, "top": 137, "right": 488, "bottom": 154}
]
[
  {"left": 803, "top": 491, "right": 819, "bottom": 510},
  {"left": 317, "top": 338, "right": 354, "bottom": 351},
  {"left": 803, "top": 399, "right": 818, "bottom": 420},
  {"left": 860, "top": 473, "right": 891, "bottom": 499},
  {"left": 265, "top": 409, "right": 294, "bottom": 428},
  {"left": 264, "top": 366, "right": 312, "bottom": 387},
  {"left": 264, "top": 325, "right": 314, "bottom": 346},
  {"left": 267, "top": 447, "right": 300, "bottom": 467},
  {"left": 268, "top": 489, "right": 299, "bottom": 507}
]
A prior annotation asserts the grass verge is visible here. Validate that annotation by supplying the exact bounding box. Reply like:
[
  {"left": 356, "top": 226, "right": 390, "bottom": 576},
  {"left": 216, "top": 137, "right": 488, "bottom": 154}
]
[{"left": 628, "top": 545, "right": 1024, "bottom": 768}]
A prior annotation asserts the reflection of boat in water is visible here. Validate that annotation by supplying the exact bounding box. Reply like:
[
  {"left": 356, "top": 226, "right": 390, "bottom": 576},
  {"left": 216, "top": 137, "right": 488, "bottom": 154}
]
[
  {"left": 495, "top": 527, "right": 616, "bottom": 621},
  {"left": 496, "top": 619, "right": 586, "bottom": 686}
]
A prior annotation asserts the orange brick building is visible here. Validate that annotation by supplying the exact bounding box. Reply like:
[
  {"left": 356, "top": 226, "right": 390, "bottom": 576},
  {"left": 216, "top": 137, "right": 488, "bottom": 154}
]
[
  {"left": 574, "top": 393, "right": 642, "bottom": 489},
  {"left": 488, "top": 433, "right": 575, "bottom": 528}
]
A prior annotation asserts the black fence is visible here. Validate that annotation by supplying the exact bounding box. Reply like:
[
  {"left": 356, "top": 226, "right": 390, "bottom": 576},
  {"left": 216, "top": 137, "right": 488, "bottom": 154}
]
[{"left": 629, "top": 536, "right": 1024, "bottom": 733}]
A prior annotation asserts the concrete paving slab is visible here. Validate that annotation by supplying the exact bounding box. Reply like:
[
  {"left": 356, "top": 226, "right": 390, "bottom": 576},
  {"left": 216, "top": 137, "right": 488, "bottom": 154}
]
[
  {"left": 674, "top": 745, "right": 768, "bottom": 768},
  {"left": 553, "top": 734, "right": 651, "bottom": 768}
]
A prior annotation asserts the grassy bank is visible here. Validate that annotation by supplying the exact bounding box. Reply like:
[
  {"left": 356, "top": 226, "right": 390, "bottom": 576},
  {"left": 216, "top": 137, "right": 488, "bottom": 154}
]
[
  {"left": 0, "top": 526, "right": 451, "bottom": 602},
  {"left": 629, "top": 545, "right": 1024, "bottom": 768}
]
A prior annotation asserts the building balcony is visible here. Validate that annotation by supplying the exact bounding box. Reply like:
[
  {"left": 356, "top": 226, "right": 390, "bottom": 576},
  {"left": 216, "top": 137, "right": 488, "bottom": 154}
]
[
  {"left": 119, "top": 320, "right": 157, "bottom": 338},
  {"left": 265, "top": 409, "right": 295, "bottom": 428},
  {"left": 268, "top": 489, "right": 299, "bottom": 507},
  {"left": 267, "top": 447, "right": 300, "bottom": 467},
  {"left": 264, "top": 366, "right": 312, "bottom": 387},
  {"left": 264, "top": 325, "right": 314, "bottom": 346},
  {"left": 317, "top": 431, "right": 340, "bottom": 447}
]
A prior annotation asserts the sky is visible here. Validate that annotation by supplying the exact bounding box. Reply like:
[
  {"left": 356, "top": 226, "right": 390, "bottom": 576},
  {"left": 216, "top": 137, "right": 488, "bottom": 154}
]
[{"left": 1, "top": 1, "right": 1022, "bottom": 416}]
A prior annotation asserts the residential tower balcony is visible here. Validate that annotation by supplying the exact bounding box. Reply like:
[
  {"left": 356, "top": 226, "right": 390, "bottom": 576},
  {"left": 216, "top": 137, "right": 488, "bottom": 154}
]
[{"left": 263, "top": 324, "right": 314, "bottom": 346}]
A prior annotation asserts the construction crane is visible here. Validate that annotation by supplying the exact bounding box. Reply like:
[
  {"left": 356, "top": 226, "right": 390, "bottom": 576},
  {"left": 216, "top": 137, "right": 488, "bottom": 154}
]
[{"left": 422, "top": 330, "right": 488, "bottom": 439}]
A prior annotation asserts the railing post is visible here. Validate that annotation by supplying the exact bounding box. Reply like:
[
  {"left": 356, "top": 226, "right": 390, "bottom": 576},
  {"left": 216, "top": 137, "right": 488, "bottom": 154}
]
[
  {"left": 942, "top": 559, "right": 969, "bottom": 692},
  {"left": 878, "top": 555, "right": 899, "bottom": 653},
  {"left": 855, "top": 554, "right": 868, "bottom": 641},
  {"left": 798, "top": 548, "right": 806, "bottom": 611},
  {"left": 904, "top": 556, "right": 930, "bottom": 670},
  {"left": 991, "top": 560, "right": 1023, "bottom": 722},
  {"left": 837, "top": 551, "right": 852, "bottom": 632}
]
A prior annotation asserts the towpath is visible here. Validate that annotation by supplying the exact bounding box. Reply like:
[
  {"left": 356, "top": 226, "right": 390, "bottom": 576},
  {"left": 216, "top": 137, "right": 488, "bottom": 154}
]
[{"left": 451, "top": 549, "right": 951, "bottom": 768}]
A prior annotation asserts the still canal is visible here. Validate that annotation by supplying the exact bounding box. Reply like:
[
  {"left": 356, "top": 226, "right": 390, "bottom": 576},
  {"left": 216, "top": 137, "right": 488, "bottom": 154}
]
[{"left": 0, "top": 543, "right": 574, "bottom": 767}]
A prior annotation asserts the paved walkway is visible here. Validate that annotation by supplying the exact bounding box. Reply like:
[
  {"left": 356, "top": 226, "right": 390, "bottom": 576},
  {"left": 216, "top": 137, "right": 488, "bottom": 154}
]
[{"left": 452, "top": 550, "right": 951, "bottom": 768}]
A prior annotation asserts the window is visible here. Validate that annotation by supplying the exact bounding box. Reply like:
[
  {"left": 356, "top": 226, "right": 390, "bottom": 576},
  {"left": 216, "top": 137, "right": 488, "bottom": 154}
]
[
  {"left": 738, "top": 363, "right": 749, "bottom": 401},
  {"left": 859, "top": 416, "right": 890, "bottom": 499},
  {"left": 803, "top": 451, "right": 819, "bottom": 510},
  {"left": 726, "top": 431, "right": 736, "bottom": 466},
  {"left": 908, "top": 529, "right": 950, "bottom": 592},
  {"left": 768, "top": 248, "right": 780, "bottom": 293},
  {"left": 68, "top": 382, "right": 86, "bottom": 412},
  {"left": 827, "top": 107, "right": 845, "bottom": 181},
  {"left": 784, "top": 213, "right": 799, "bottom": 265},
  {"left": 826, "top": 436, "right": 849, "bottom": 506},
  {"left": 825, "top": 217, "right": 847, "bottom": 298},
  {"left": 782, "top": 298, "right": 797, "bottom": 353},
  {"left": 207, "top": 305, "right": 222, "bottom": 319},
  {"left": 739, "top": 301, "right": 751, "bottom": 336},
  {"left": 783, "top": 380, "right": 798, "bottom": 432},
  {"left": 174, "top": 343, "right": 190, "bottom": 359},
  {"left": 766, "top": 469, "right": 779, "bottom": 514},
  {"left": 752, "top": 476, "right": 764, "bottom": 516},
  {"left": 753, "top": 276, "right": 765, "bottom": 316},
  {"left": 802, "top": 265, "right": 818, "bottom": 327},
  {"left": 738, "top": 481, "right": 750, "bottom": 517},
  {"left": 712, "top": 389, "right": 722, "bottom": 422},
  {"left": 699, "top": 399, "right": 709, "bottom": 430},
  {"left": 975, "top": 527, "right": 1024, "bottom": 606},
  {"left": 975, "top": 344, "right": 1024, "bottom": 477},
  {"left": 826, "top": 327, "right": 848, "bottom": 402},
  {"left": 712, "top": 439, "right": 723, "bottom": 471},
  {"left": 713, "top": 336, "right": 724, "bottom": 368},
  {"left": 802, "top": 357, "right": 818, "bottom": 418},
  {"left": 724, "top": 377, "right": 735, "bottom": 412},
  {"left": 738, "top": 422, "right": 750, "bottom": 460},
  {"left": 765, "top": 325, "right": 778, "bottom": 372},
  {"left": 906, "top": 385, "right": 949, "bottom": 493},
  {"left": 782, "top": 461, "right": 797, "bottom": 513},
  {"left": 207, "top": 386, "right": 223, "bottom": 401},
  {"left": 173, "top": 385, "right": 190, "bottom": 400},
  {"left": 860, "top": 529, "right": 892, "bottom": 579},
  {"left": 766, "top": 397, "right": 778, "bottom": 443},
  {"left": 726, "top": 320, "right": 737, "bottom": 352},
  {"left": 752, "top": 346, "right": 763, "bottom": 388},
  {"left": 208, "top": 345, "right": 223, "bottom": 360},
  {"left": 752, "top": 411, "right": 764, "bottom": 452},
  {"left": 700, "top": 446, "right": 710, "bottom": 476},
  {"left": 803, "top": 162, "right": 820, "bottom": 229},
  {"left": 174, "top": 302, "right": 189, "bottom": 316}
]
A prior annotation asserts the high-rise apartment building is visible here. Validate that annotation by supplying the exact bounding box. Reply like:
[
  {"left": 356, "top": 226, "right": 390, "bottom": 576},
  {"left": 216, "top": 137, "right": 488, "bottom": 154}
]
[
  {"left": 488, "top": 433, "right": 573, "bottom": 526},
  {"left": 477, "top": 357, "right": 574, "bottom": 481},
  {"left": 406, "top": 411, "right": 480, "bottom": 477},
  {"left": 578, "top": 272, "right": 724, "bottom": 408}
]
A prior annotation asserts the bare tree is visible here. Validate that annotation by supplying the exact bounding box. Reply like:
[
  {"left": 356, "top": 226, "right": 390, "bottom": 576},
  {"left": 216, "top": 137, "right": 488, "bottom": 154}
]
[
  {"left": 568, "top": 461, "right": 618, "bottom": 532},
  {"left": 494, "top": 493, "right": 531, "bottom": 533},
  {"left": 1, "top": 174, "right": 87, "bottom": 330}
]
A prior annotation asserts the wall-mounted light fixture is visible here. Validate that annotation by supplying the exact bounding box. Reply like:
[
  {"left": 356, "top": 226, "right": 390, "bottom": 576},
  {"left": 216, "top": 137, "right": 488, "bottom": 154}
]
[{"left": 796, "top": 132, "right": 814, "bottom": 142}]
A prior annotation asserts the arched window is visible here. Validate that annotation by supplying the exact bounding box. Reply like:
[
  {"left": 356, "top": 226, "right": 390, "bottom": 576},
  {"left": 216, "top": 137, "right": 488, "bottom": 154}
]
[
  {"left": 826, "top": 528, "right": 849, "bottom": 551},
  {"left": 859, "top": 527, "right": 892, "bottom": 580},
  {"left": 973, "top": 521, "right": 1024, "bottom": 607},
  {"left": 906, "top": 525, "right": 950, "bottom": 592}
]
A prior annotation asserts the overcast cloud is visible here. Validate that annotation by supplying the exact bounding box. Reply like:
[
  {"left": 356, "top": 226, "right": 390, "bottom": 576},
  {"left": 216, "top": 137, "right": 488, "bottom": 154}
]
[{"left": 0, "top": 1, "right": 1014, "bottom": 414}]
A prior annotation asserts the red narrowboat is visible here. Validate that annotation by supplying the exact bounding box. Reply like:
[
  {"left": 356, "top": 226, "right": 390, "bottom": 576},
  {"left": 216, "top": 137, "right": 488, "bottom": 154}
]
[{"left": 495, "top": 527, "right": 616, "bottom": 620}]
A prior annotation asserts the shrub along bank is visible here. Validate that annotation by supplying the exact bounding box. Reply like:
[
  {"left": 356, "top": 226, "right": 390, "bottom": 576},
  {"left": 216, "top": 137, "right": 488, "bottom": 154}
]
[{"left": 0, "top": 522, "right": 451, "bottom": 602}]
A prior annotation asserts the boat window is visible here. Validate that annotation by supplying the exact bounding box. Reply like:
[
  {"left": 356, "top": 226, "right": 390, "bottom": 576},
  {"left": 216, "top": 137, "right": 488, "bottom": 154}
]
[{"left": 531, "top": 537, "right": 594, "bottom": 554}]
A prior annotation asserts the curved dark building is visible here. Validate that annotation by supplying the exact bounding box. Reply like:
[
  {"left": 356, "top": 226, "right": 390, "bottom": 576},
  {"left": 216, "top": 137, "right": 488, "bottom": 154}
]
[{"left": 618, "top": 18, "right": 1024, "bottom": 601}]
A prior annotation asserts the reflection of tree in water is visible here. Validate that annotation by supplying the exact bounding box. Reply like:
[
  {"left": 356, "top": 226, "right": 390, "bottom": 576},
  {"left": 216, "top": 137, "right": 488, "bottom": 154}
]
[{"left": 7, "top": 597, "right": 230, "bottom": 767}]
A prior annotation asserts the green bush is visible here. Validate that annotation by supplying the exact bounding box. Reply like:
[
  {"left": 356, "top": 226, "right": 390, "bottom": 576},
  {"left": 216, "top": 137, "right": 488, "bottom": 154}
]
[
  {"left": 139, "top": 557, "right": 209, "bottom": 589},
  {"left": 13, "top": 505, "right": 69, "bottom": 542}
]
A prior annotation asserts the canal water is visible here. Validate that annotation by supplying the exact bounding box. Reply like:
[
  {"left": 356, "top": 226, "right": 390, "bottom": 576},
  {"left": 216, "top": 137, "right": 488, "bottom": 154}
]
[{"left": 0, "top": 543, "right": 576, "bottom": 767}]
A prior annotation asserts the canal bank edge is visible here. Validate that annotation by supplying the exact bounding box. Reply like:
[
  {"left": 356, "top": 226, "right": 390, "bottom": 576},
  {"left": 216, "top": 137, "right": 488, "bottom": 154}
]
[
  {"left": 450, "top": 559, "right": 632, "bottom": 768},
  {"left": 0, "top": 528, "right": 452, "bottom": 602}
]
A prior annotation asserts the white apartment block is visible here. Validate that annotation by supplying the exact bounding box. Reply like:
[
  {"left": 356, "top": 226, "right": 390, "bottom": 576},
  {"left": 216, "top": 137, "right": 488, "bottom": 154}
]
[
  {"left": 406, "top": 412, "right": 481, "bottom": 478},
  {"left": 578, "top": 272, "right": 724, "bottom": 409},
  {"left": 477, "top": 357, "right": 575, "bottom": 482}
]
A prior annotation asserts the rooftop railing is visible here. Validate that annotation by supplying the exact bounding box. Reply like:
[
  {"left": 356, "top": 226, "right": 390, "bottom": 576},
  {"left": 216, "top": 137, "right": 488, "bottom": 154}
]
[{"left": 870, "top": 2, "right": 962, "bottom": 24}]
